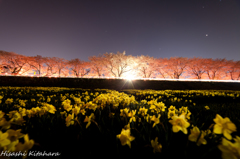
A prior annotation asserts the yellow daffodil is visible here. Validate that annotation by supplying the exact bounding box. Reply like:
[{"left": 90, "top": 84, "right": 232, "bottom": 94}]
[
  {"left": 9, "top": 111, "right": 22, "bottom": 122},
  {"left": 144, "top": 114, "right": 151, "bottom": 123},
  {"left": 204, "top": 129, "right": 212, "bottom": 136},
  {"left": 38, "top": 108, "right": 46, "bottom": 117},
  {"left": 128, "top": 110, "right": 137, "bottom": 123},
  {"left": 151, "top": 137, "right": 162, "bottom": 153},
  {"left": 151, "top": 114, "right": 161, "bottom": 128},
  {"left": 0, "top": 131, "right": 11, "bottom": 147},
  {"left": 18, "top": 107, "right": 27, "bottom": 117},
  {"left": 186, "top": 111, "right": 191, "bottom": 120},
  {"left": 168, "top": 110, "right": 176, "bottom": 119},
  {"left": 140, "top": 100, "right": 147, "bottom": 104},
  {"left": 72, "top": 106, "right": 80, "bottom": 116},
  {"left": 7, "top": 140, "right": 19, "bottom": 151},
  {"left": 179, "top": 106, "right": 188, "bottom": 114},
  {"left": 218, "top": 136, "right": 240, "bottom": 159},
  {"left": 213, "top": 114, "right": 237, "bottom": 140},
  {"left": 73, "top": 97, "right": 82, "bottom": 104},
  {"left": 84, "top": 113, "right": 95, "bottom": 128},
  {"left": 43, "top": 103, "right": 57, "bottom": 114},
  {"left": 63, "top": 104, "right": 72, "bottom": 112},
  {"left": 62, "top": 99, "right": 72, "bottom": 112},
  {"left": 168, "top": 105, "right": 176, "bottom": 112},
  {"left": 5, "top": 98, "right": 13, "bottom": 104},
  {"left": 80, "top": 109, "right": 86, "bottom": 115},
  {"left": 60, "top": 111, "right": 67, "bottom": 118},
  {"left": 205, "top": 106, "right": 210, "bottom": 110},
  {"left": 188, "top": 126, "right": 207, "bottom": 146},
  {"left": 120, "top": 108, "right": 129, "bottom": 118},
  {"left": 116, "top": 128, "right": 135, "bottom": 148},
  {"left": 6, "top": 129, "right": 24, "bottom": 142},
  {"left": 85, "top": 102, "right": 98, "bottom": 111},
  {"left": 138, "top": 107, "right": 148, "bottom": 116},
  {"left": 7, "top": 110, "right": 18, "bottom": 118},
  {"left": 0, "top": 118, "right": 11, "bottom": 130},
  {"left": 47, "top": 96, "right": 51, "bottom": 103},
  {"left": 157, "top": 102, "right": 166, "bottom": 112},
  {"left": 124, "top": 123, "right": 131, "bottom": 130},
  {"left": 30, "top": 107, "right": 37, "bottom": 115},
  {"left": 25, "top": 110, "right": 33, "bottom": 118},
  {"left": 0, "top": 111, "right": 5, "bottom": 119},
  {"left": 149, "top": 101, "right": 166, "bottom": 112},
  {"left": 19, "top": 99, "right": 27, "bottom": 107},
  {"left": 169, "top": 114, "right": 190, "bottom": 134},
  {"left": 15, "top": 134, "right": 34, "bottom": 152},
  {"left": 65, "top": 113, "right": 74, "bottom": 127}
]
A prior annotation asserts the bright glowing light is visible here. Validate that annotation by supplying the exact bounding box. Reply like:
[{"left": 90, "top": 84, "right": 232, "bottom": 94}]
[
  {"left": 124, "top": 74, "right": 136, "bottom": 81},
  {"left": 1, "top": 73, "right": 240, "bottom": 83}
]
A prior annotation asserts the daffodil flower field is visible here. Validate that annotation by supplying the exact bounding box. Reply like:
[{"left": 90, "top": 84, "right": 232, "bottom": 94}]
[{"left": 0, "top": 87, "right": 240, "bottom": 159}]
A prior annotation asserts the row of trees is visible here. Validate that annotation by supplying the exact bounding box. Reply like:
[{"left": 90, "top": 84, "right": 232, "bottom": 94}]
[{"left": 1, "top": 50, "right": 240, "bottom": 80}]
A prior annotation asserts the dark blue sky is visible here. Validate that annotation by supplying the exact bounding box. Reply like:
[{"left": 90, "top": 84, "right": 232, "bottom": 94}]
[{"left": 0, "top": 0, "right": 240, "bottom": 61}]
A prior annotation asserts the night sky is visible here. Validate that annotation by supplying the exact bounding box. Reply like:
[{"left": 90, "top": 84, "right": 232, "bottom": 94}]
[{"left": 0, "top": 0, "right": 240, "bottom": 61}]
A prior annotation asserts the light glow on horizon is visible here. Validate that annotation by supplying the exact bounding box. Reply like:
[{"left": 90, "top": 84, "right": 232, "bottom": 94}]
[
  {"left": 124, "top": 74, "right": 136, "bottom": 81},
  {"left": 1, "top": 74, "right": 240, "bottom": 83}
]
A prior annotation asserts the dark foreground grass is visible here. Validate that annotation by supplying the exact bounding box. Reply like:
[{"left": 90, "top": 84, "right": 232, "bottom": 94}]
[{"left": 1, "top": 76, "right": 240, "bottom": 90}]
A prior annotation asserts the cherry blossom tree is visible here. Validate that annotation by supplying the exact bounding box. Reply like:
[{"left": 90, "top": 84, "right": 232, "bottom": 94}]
[
  {"left": 102, "top": 51, "right": 136, "bottom": 78},
  {"left": 28, "top": 55, "right": 47, "bottom": 76},
  {"left": 156, "top": 57, "right": 189, "bottom": 79},
  {"left": 204, "top": 58, "right": 227, "bottom": 80},
  {"left": 54, "top": 57, "right": 69, "bottom": 77},
  {"left": 44, "top": 57, "right": 68, "bottom": 77},
  {"left": 0, "top": 51, "right": 31, "bottom": 75},
  {"left": 88, "top": 55, "right": 108, "bottom": 77},
  {"left": 44, "top": 57, "right": 57, "bottom": 76},
  {"left": 186, "top": 57, "right": 207, "bottom": 79},
  {"left": 1, "top": 50, "right": 239, "bottom": 80},
  {"left": 136, "top": 55, "right": 157, "bottom": 78},
  {"left": 154, "top": 58, "right": 169, "bottom": 79},
  {"left": 223, "top": 60, "right": 240, "bottom": 80},
  {"left": 68, "top": 58, "right": 90, "bottom": 77}
]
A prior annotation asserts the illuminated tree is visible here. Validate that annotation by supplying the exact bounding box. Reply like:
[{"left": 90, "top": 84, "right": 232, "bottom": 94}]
[
  {"left": 102, "top": 51, "right": 136, "bottom": 78},
  {"left": 223, "top": 60, "right": 240, "bottom": 80},
  {"left": 0, "top": 51, "right": 13, "bottom": 74},
  {"left": 159, "top": 57, "right": 189, "bottom": 79},
  {"left": 1, "top": 50, "right": 239, "bottom": 80},
  {"left": 186, "top": 57, "right": 207, "bottom": 79},
  {"left": 44, "top": 57, "right": 57, "bottom": 76},
  {"left": 154, "top": 58, "right": 169, "bottom": 79},
  {"left": 0, "top": 51, "right": 7, "bottom": 72},
  {"left": 204, "top": 58, "right": 227, "bottom": 80},
  {"left": 68, "top": 58, "right": 90, "bottom": 77},
  {"left": 54, "top": 57, "right": 69, "bottom": 77},
  {"left": 0, "top": 51, "right": 31, "bottom": 75},
  {"left": 88, "top": 55, "right": 108, "bottom": 77},
  {"left": 136, "top": 55, "right": 157, "bottom": 78},
  {"left": 45, "top": 57, "right": 68, "bottom": 77},
  {"left": 28, "top": 55, "right": 47, "bottom": 76}
]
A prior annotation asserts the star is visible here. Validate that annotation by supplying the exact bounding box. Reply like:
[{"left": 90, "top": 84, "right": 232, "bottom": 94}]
[{"left": 206, "top": 34, "right": 208, "bottom": 37}]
